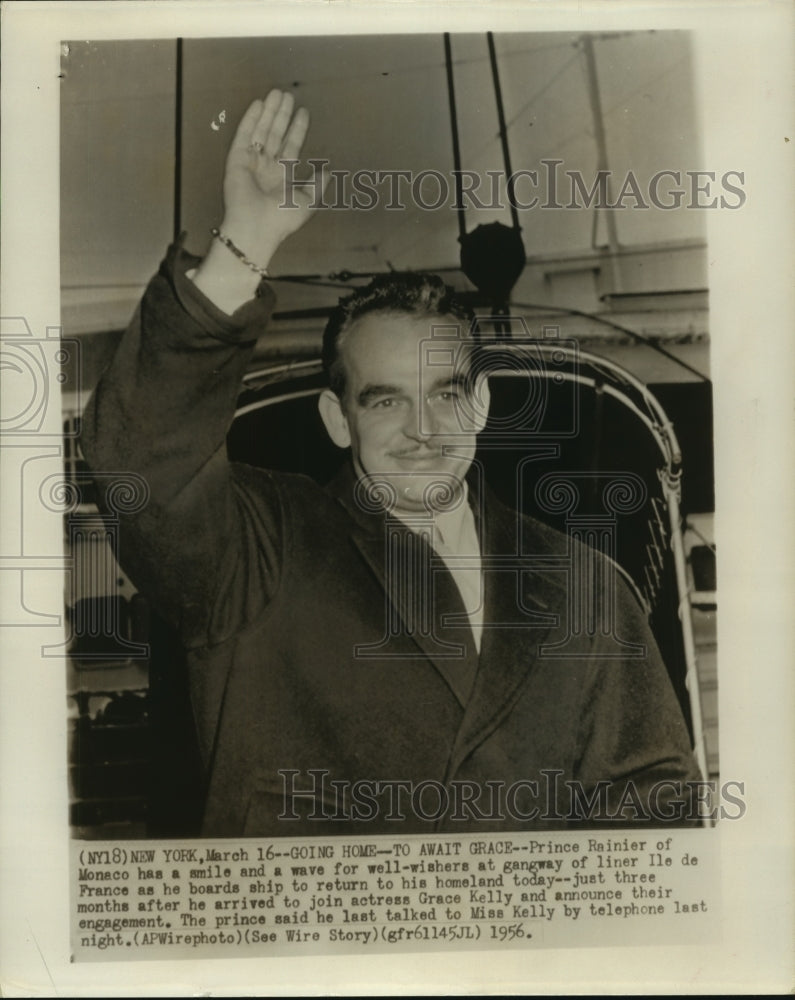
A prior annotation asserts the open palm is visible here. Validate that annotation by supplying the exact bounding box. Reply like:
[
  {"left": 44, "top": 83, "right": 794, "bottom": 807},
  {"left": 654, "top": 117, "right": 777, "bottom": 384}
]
[{"left": 222, "top": 90, "right": 323, "bottom": 256}]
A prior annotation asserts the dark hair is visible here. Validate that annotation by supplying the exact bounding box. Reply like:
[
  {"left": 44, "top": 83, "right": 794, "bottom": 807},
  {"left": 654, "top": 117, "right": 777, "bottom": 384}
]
[{"left": 321, "top": 272, "right": 476, "bottom": 398}]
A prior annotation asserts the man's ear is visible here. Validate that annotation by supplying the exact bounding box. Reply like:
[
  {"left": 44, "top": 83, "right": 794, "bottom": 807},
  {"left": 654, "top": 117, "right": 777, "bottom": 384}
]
[{"left": 318, "top": 389, "right": 351, "bottom": 449}]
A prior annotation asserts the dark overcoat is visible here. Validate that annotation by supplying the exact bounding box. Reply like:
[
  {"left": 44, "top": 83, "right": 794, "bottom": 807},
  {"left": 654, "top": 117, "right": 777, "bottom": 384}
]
[{"left": 81, "top": 244, "right": 700, "bottom": 836}]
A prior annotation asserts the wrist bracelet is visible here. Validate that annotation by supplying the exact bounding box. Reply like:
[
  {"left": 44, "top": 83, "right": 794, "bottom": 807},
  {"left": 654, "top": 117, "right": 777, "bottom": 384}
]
[{"left": 211, "top": 228, "right": 270, "bottom": 277}]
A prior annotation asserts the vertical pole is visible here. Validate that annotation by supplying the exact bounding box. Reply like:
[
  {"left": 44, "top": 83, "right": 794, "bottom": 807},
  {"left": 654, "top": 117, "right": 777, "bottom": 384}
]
[
  {"left": 581, "top": 34, "right": 622, "bottom": 291},
  {"left": 173, "top": 38, "right": 183, "bottom": 243},
  {"left": 666, "top": 487, "right": 713, "bottom": 824},
  {"left": 443, "top": 34, "right": 468, "bottom": 246},
  {"left": 486, "top": 32, "right": 520, "bottom": 233}
]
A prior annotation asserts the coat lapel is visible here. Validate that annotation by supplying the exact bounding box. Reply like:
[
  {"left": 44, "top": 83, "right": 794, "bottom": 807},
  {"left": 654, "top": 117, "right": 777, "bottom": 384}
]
[
  {"left": 325, "top": 463, "right": 568, "bottom": 743},
  {"left": 443, "top": 477, "right": 567, "bottom": 778},
  {"left": 325, "top": 464, "right": 477, "bottom": 705}
]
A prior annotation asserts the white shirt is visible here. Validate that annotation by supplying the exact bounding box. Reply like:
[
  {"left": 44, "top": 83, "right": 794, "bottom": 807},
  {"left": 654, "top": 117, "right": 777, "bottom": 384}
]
[{"left": 392, "top": 488, "right": 484, "bottom": 652}]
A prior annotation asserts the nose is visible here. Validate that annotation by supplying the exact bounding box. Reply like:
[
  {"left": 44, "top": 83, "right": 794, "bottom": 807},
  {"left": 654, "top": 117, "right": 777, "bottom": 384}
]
[{"left": 402, "top": 398, "right": 438, "bottom": 442}]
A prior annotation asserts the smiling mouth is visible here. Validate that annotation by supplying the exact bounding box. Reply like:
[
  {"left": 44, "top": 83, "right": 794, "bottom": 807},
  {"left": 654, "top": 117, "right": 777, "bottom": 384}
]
[{"left": 391, "top": 451, "right": 446, "bottom": 463}]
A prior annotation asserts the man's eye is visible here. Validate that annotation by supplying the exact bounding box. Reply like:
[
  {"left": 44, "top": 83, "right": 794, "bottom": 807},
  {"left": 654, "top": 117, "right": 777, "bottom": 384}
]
[{"left": 372, "top": 397, "right": 396, "bottom": 408}]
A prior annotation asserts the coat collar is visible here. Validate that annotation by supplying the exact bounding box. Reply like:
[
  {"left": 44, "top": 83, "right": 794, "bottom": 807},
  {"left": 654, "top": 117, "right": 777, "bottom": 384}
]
[
  {"left": 325, "top": 460, "right": 565, "bottom": 771},
  {"left": 326, "top": 461, "right": 477, "bottom": 705}
]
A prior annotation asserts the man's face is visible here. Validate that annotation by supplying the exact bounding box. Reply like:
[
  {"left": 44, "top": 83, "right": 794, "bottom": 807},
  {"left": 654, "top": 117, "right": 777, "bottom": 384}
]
[
  {"left": 324, "top": 313, "right": 485, "bottom": 511},
  {"left": 322, "top": 311, "right": 487, "bottom": 514}
]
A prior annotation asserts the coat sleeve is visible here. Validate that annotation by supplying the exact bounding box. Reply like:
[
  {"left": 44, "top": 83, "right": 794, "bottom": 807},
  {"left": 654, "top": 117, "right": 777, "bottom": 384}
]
[
  {"left": 572, "top": 573, "right": 704, "bottom": 826},
  {"left": 80, "top": 241, "right": 285, "bottom": 649}
]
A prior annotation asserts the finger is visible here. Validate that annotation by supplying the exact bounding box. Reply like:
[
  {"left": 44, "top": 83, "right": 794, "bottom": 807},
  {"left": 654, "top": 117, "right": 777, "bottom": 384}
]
[
  {"left": 264, "top": 91, "right": 295, "bottom": 158},
  {"left": 229, "top": 98, "right": 265, "bottom": 154},
  {"left": 249, "top": 89, "right": 284, "bottom": 151},
  {"left": 280, "top": 106, "right": 310, "bottom": 161}
]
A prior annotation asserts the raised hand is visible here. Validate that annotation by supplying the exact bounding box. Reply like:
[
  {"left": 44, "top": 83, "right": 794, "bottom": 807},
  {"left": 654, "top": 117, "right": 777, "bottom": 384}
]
[
  {"left": 222, "top": 90, "right": 322, "bottom": 258},
  {"left": 193, "top": 89, "right": 324, "bottom": 313}
]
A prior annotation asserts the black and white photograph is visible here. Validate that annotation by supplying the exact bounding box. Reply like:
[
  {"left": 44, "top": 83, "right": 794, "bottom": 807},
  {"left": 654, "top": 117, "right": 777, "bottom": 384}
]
[
  {"left": 62, "top": 29, "right": 720, "bottom": 841},
  {"left": 1, "top": 0, "right": 793, "bottom": 994}
]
